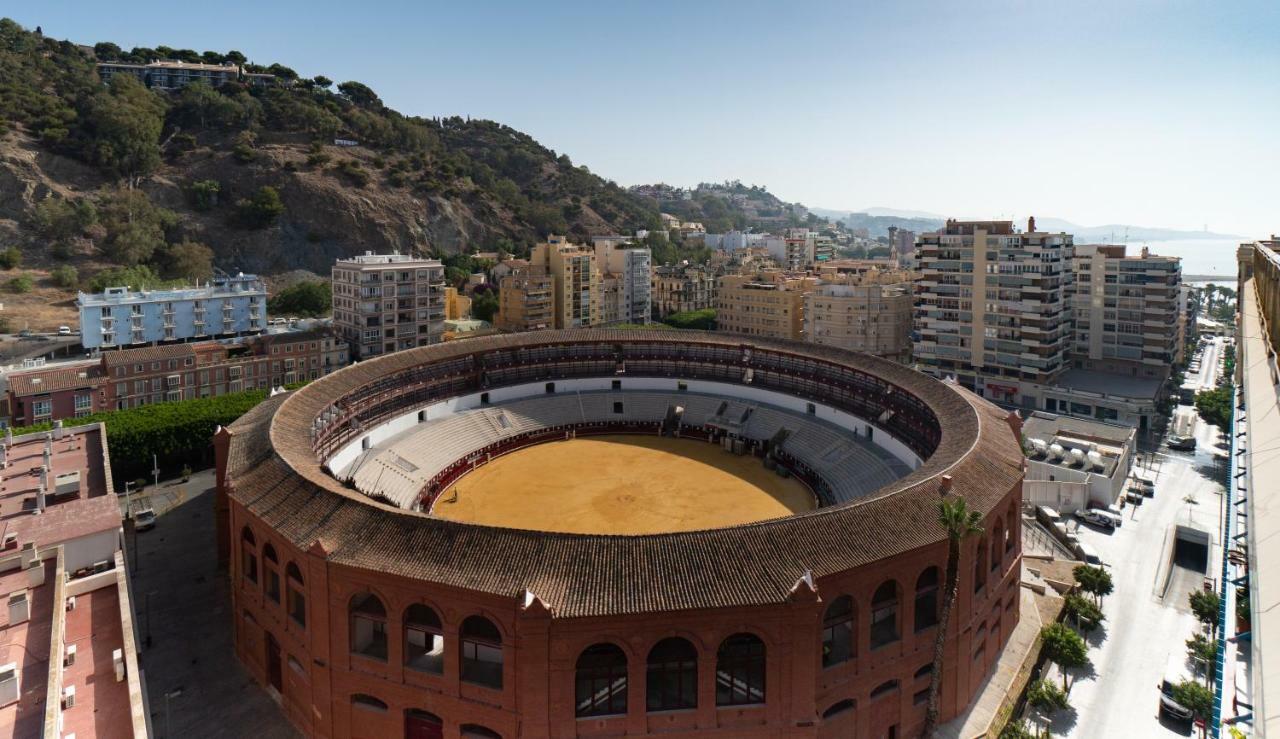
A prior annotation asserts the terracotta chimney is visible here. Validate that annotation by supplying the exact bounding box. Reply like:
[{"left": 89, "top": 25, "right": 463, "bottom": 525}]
[{"left": 940, "top": 474, "right": 953, "bottom": 495}]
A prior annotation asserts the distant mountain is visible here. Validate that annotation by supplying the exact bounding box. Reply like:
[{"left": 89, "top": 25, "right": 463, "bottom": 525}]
[
  {"left": 630, "top": 181, "right": 826, "bottom": 232},
  {"left": 1030, "top": 218, "right": 1241, "bottom": 242}
]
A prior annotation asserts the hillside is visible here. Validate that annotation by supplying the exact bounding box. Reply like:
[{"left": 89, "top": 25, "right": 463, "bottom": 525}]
[{"left": 630, "top": 181, "right": 826, "bottom": 233}]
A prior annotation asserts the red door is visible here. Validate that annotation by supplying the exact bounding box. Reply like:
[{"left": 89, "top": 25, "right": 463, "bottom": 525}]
[
  {"left": 266, "top": 633, "right": 283, "bottom": 693},
  {"left": 405, "top": 710, "right": 444, "bottom": 739}
]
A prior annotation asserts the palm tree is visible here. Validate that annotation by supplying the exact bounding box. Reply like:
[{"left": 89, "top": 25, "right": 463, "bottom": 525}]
[{"left": 922, "top": 494, "right": 985, "bottom": 736}]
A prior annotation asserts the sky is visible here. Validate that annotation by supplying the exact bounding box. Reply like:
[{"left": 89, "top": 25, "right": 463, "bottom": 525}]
[{"left": 10, "top": 1, "right": 1279, "bottom": 236}]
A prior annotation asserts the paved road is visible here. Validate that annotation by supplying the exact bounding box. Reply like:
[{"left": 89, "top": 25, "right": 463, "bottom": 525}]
[
  {"left": 128, "top": 469, "right": 299, "bottom": 739},
  {"left": 1059, "top": 345, "right": 1227, "bottom": 737}
]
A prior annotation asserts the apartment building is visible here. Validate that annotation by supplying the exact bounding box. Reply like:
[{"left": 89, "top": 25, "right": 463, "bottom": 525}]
[
  {"left": 0, "top": 424, "right": 149, "bottom": 738},
  {"left": 443, "top": 287, "right": 472, "bottom": 320},
  {"left": 78, "top": 273, "right": 266, "bottom": 350},
  {"left": 7, "top": 330, "right": 349, "bottom": 425},
  {"left": 804, "top": 270, "right": 914, "bottom": 362},
  {"left": 96, "top": 59, "right": 241, "bottom": 89},
  {"left": 913, "top": 218, "right": 1073, "bottom": 405},
  {"left": 1069, "top": 244, "right": 1182, "bottom": 381},
  {"left": 888, "top": 226, "right": 916, "bottom": 266},
  {"left": 495, "top": 267, "right": 554, "bottom": 333},
  {"left": 531, "top": 236, "right": 600, "bottom": 328},
  {"left": 594, "top": 242, "right": 652, "bottom": 325},
  {"left": 332, "top": 252, "right": 446, "bottom": 359},
  {"left": 715, "top": 273, "right": 817, "bottom": 340},
  {"left": 651, "top": 265, "right": 716, "bottom": 319}
]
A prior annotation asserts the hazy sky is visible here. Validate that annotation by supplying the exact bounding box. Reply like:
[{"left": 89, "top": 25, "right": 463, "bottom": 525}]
[{"left": 12, "top": 1, "right": 1279, "bottom": 235}]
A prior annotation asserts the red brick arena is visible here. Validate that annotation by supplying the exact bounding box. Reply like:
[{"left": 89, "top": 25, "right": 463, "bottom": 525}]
[{"left": 215, "top": 329, "right": 1025, "bottom": 738}]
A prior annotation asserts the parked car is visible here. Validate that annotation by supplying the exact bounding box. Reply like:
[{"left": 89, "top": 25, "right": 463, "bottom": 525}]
[
  {"left": 57, "top": 325, "right": 71, "bottom": 336},
  {"left": 1075, "top": 508, "right": 1118, "bottom": 530},
  {"left": 1074, "top": 542, "right": 1104, "bottom": 567},
  {"left": 1132, "top": 474, "right": 1156, "bottom": 497},
  {"left": 1168, "top": 434, "right": 1197, "bottom": 451},
  {"left": 17, "top": 328, "right": 32, "bottom": 338},
  {"left": 1158, "top": 654, "right": 1195, "bottom": 722},
  {"left": 130, "top": 502, "right": 156, "bottom": 531},
  {"left": 1125, "top": 490, "right": 1145, "bottom": 505}
]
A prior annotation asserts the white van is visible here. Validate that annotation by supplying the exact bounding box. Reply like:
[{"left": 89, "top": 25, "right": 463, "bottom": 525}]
[{"left": 1074, "top": 542, "right": 1103, "bottom": 567}]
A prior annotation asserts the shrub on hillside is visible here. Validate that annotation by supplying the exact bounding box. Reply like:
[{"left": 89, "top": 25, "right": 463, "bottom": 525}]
[
  {"left": 0, "top": 247, "right": 22, "bottom": 270},
  {"left": 6, "top": 274, "right": 33, "bottom": 293},
  {"left": 235, "top": 186, "right": 285, "bottom": 228}
]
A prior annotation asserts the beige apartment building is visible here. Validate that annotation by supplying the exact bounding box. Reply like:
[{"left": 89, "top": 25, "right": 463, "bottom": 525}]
[
  {"left": 913, "top": 218, "right": 1073, "bottom": 404},
  {"left": 715, "top": 273, "right": 817, "bottom": 340},
  {"left": 443, "top": 287, "right": 472, "bottom": 320},
  {"left": 331, "top": 252, "right": 446, "bottom": 359},
  {"left": 805, "top": 270, "right": 914, "bottom": 362},
  {"left": 531, "top": 236, "right": 601, "bottom": 328},
  {"left": 495, "top": 267, "right": 554, "bottom": 332},
  {"left": 1069, "top": 244, "right": 1181, "bottom": 381}
]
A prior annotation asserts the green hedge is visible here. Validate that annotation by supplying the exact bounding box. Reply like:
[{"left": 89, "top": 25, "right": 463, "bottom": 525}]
[{"left": 15, "top": 388, "right": 270, "bottom": 484}]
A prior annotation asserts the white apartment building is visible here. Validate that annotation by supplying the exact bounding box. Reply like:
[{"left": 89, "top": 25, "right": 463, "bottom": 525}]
[
  {"left": 331, "top": 252, "right": 446, "bottom": 359},
  {"left": 77, "top": 273, "right": 266, "bottom": 349},
  {"left": 594, "top": 242, "right": 652, "bottom": 325}
]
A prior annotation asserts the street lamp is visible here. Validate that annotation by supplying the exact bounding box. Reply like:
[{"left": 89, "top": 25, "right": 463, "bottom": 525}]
[{"left": 164, "top": 688, "right": 183, "bottom": 738}]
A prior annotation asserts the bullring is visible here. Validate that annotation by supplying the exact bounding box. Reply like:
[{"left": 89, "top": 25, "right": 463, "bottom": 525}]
[{"left": 215, "top": 329, "right": 1026, "bottom": 738}]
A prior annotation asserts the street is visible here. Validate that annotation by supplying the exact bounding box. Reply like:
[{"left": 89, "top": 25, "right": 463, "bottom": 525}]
[{"left": 1057, "top": 338, "right": 1228, "bottom": 738}]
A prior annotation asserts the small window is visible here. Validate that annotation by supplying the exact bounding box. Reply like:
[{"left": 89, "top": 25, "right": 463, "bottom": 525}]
[
  {"left": 611, "top": 379, "right": 622, "bottom": 390},
  {"left": 822, "top": 698, "right": 856, "bottom": 719},
  {"left": 351, "top": 693, "right": 388, "bottom": 713},
  {"left": 806, "top": 402, "right": 816, "bottom": 415},
  {"left": 913, "top": 688, "right": 930, "bottom": 706},
  {"left": 545, "top": 382, "right": 555, "bottom": 394},
  {"left": 418, "top": 410, "right": 427, "bottom": 422},
  {"left": 677, "top": 382, "right": 688, "bottom": 392},
  {"left": 870, "top": 680, "right": 899, "bottom": 700},
  {"left": 361, "top": 437, "right": 371, "bottom": 451},
  {"left": 480, "top": 392, "right": 490, "bottom": 405},
  {"left": 613, "top": 402, "right": 624, "bottom": 414}
]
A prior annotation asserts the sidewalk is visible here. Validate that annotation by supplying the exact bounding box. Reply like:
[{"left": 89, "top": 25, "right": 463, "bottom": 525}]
[{"left": 937, "top": 586, "right": 1045, "bottom": 739}]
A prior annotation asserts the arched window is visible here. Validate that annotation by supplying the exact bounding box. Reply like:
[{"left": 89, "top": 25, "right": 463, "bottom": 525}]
[
  {"left": 822, "top": 698, "right": 856, "bottom": 719},
  {"left": 262, "top": 544, "right": 280, "bottom": 603},
  {"left": 461, "top": 616, "right": 503, "bottom": 689},
  {"left": 870, "top": 581, "right": 900, "bottom": 649},
  {"left": 405, "top": 709, "right": 443, "bottom": 739},
  {"left": 575, "top": 643, "right": 628, "bottom": 717},
  {"left": 991, "top": 518, "right": 1004, "bottom": 572},
  {"left": 460, "top": 726, "right": 502, "bottom": 739},
  {"left": 404, "top": 604, "right": 444, "bottom": 674},
  {"left": 350, "top": 693, "right": 388, "bottom": 713},
  {"left": 914, "top": 663, "right": 933, "bottom": 680},
  {"left": 716, "top": 633, "right": 766, "bottom": 706},
  {"left": 914, "top": 567, "right": 940, "bottom": 633},
  {"left": 647, "top": 637, "right": 697, "bottom": 712},
  {"left": 973, "top": 536, "right": 988, "bottom": 593},
  {"left": 870, "top": 679, "right": 900, "bottom": 700},
  {"left": 240, "top": 527, "right": 258, "bottom": 584},
  {"left": 822, "top": 595, "right": 855, "bottom": 667},
  {"left": 349, "top": 593, "right": 387, "bottom": 661},
  {"left": 286, "top": 563, "right": 306, "bottom": 628}
]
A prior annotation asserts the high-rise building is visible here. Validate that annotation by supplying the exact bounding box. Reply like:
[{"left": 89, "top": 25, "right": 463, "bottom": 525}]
[
  {"left": 531, "top": 236, "right": 600, "bottom": 328},
  {"left": 331, "top": 252, "right": 446, "bottom": 359},
  {"left": 804, "top": 270, "right": 914, "bottom": 362},
  {"left": 888, "top": 226, "right": 916, "bottom": 266},
  {"left": 1069, "top": 244, "right": 1181, "bottom": 381},
  {"left": 715, "top": 273, "right": 817, "bottom": 340},
  {"left": 78, "top": 274, "right": 267, "bottom": 350},
  {"left": 592, "top": 242, "right": 651, "bottom": 325},
  {"left": 913, "top": 218, "right": 1072, "bottom": 404},
  {"left": 495, "top": 267, "right": 554, "bottom": 333}
]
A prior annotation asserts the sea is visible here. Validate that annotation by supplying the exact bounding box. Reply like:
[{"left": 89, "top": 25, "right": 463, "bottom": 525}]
[{"left": 1128, "top": 239, "right": 1243, "bottom": 284}]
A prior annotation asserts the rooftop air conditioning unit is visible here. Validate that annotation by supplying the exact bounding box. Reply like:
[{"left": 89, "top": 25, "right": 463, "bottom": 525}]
[
  {"left": 66, "top": 596, "right": 76, "bottom": 611},
  {"left": 62, "top": 684, "right": 75, "bottom": 709},
  {"left": 65, "top": 644, "right": 76, "bottom": 667},
  {"left": 0, "top": 662, "right": 18, "bottom": 706}
]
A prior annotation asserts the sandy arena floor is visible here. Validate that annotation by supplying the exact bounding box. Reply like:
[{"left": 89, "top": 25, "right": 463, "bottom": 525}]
[{"left": 432, "top": 434, "right": 816, "bottom": 534}]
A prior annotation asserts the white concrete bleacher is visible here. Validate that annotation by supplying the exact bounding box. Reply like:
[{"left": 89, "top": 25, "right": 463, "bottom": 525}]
[{"left": 342, "top": 391, "right": 910, "bottom": 510}]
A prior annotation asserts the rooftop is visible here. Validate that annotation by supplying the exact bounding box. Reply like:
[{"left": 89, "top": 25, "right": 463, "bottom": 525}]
[
  {"left": 1022, "top": 411, "right": 1137, "bottom": 448},
  {"left": 336, "top": 252, "right": 442, "bottom": 266},
  {"left": 1054, "top": 368, "right": 1164, "bottom": 402},
  {"left": 77, "top": 274, "right": 263, "bottom": 307}
]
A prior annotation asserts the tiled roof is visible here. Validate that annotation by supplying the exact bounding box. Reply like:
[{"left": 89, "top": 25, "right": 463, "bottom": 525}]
[
  {"left": 7, "top": 363, "right": 104, "bottom": 396},
  {"left": 101, "top": 344, "right": 197, "bottom": 366},
  {"left": 227, "top": 329, "right": 1024, "bottom": 618}
]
